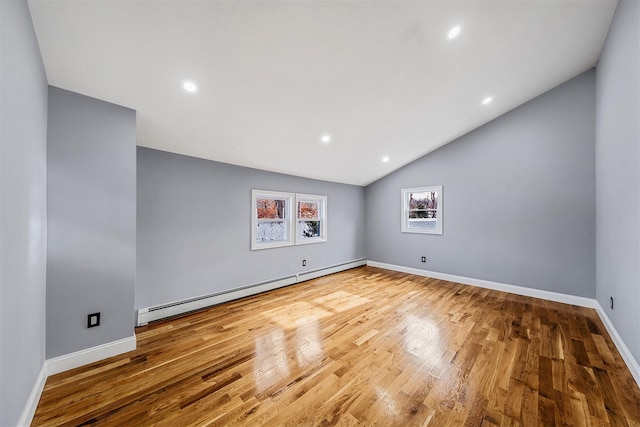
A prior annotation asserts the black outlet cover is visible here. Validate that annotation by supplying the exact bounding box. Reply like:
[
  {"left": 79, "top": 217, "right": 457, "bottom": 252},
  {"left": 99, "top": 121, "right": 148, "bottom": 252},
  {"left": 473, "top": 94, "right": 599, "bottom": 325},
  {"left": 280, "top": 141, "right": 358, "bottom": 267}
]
[{"left": 88, "top": 312, "right": 101, "bottom": 328}]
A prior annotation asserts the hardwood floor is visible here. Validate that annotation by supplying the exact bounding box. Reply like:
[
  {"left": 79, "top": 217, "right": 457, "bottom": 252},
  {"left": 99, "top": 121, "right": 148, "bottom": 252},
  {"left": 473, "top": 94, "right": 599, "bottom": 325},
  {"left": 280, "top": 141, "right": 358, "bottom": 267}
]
[{"left": 33, "top": 266, "right": 640, "bottom": 426}]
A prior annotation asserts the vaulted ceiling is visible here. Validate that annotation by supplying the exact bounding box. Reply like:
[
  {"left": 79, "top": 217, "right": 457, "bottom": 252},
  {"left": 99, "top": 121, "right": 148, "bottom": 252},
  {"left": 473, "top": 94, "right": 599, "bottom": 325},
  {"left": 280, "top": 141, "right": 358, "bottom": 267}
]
[{"left": 28, "top": 0, "right": 617, "bottom": 185}]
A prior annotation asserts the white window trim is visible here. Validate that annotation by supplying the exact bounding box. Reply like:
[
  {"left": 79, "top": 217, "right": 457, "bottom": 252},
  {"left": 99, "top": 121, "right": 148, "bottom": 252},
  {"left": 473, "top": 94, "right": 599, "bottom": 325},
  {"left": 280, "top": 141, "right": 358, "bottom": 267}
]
[
  {"left": 251, "top": 189, "right": 295, "bottom": 250},
  {"left": 295, "top": 193, "right": 328, "bottom": 245},
  {"left": 401, "top": 186, "right": 443, "bottom": 235}
]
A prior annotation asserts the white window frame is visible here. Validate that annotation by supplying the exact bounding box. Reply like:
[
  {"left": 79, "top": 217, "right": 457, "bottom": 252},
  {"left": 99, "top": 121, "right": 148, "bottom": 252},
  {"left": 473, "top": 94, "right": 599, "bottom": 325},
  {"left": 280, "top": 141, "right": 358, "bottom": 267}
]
[
  {"left": 251, "top": 189, "right": 295, "bottom": 250},
  {"left": 401, "top": 186, "right": 443, "bottom": 235},
  {"left": 295, "top": 193, "right": 327, "bottom": 245}
]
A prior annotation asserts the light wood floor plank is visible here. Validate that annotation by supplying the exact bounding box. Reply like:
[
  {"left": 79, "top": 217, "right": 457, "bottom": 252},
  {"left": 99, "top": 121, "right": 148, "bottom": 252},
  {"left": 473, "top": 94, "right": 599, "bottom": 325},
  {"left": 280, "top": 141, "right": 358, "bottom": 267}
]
[{"left": 33, "top": 266, "right": 640, "bottom": 426}]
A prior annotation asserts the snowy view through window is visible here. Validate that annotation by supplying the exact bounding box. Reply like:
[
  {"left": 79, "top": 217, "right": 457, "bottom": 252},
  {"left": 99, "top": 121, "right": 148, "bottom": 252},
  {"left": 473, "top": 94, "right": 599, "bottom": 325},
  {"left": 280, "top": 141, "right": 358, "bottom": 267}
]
[
  {"left": 297, "top": 201, "right": 320, "bottom": 238},
  {"left": 256, "top": 198, "right": 287, "bottom": 242},
  {"left": 408, "top": 191, "right": 438, "bottom": 230},
  {"left": 252, "top": 190, "right": 327, "bottom": 249}
]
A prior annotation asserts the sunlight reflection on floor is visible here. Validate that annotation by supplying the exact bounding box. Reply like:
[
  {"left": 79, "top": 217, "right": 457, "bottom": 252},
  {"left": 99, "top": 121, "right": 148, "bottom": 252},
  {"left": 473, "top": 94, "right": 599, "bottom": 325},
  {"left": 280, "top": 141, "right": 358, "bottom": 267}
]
[
  {"left": 403, "top": 314, "right": 443, "bottom": 370},
  {"left": 313, "top": 290, "right": 371, "bottom": 312},
  {"left": 295, "top": 319, "right": 325, "bottom": 367},
  {"left": 263, "top": 301, "right": 332, "bottom": 329},
  {"left": 253, "top": 329, "right": 290, "bottom": 392}
]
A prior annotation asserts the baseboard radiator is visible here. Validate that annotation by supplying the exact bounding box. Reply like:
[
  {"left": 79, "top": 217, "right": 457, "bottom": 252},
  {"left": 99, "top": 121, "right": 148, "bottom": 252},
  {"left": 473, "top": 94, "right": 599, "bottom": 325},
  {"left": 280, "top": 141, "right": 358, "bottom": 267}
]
[{"left": 136, "top": 258, "right": 367, "bottom": 326}]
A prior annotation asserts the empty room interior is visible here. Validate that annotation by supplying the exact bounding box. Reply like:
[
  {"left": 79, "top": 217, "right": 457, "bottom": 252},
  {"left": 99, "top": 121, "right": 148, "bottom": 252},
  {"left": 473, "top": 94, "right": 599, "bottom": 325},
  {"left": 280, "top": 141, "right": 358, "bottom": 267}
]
[{"left": 2, "top": 0, "right": 640, "bottom": 425}]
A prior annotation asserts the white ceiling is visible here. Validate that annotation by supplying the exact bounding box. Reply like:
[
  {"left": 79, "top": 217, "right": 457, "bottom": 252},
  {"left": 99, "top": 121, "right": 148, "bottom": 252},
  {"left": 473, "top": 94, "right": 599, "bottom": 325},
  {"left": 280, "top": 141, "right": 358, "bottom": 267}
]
[{"left": 28, "top": 0, "right": 617, "bottom": 186}]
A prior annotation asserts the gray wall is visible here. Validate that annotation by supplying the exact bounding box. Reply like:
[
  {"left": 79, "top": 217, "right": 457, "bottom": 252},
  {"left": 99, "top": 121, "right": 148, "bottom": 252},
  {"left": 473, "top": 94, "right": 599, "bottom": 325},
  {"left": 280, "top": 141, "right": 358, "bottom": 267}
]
[
  {"left": 0, "top": 0, "right": 48, "bottom": 425},
  {"left": 137, "top": 147, "right": 365, "bottom": 309},
  {"left": 47, "top": 87, "right": 136, "bottom": 358},
  {"left": 365, "top": 70, "right": 596, "bottom": 298},
  {"left": 596, "top": 0, "right": 640, "bottom": 363}
]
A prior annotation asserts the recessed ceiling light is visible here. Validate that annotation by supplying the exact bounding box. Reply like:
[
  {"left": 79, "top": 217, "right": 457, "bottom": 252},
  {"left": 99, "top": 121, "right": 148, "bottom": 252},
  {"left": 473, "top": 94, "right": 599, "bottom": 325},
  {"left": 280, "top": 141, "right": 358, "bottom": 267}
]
[
  {"left": 382, "top": 156, "right": 390, "bottom": 163},
  {"left": 448, "top": 26, "right": 461, "bottom": 39},
  {"left": 183, "top": 81, "right": 197, "bottom": 93},
  {"left": 320, "top": 133, "right": 332, "bottom": 144},
  {"left": 482, "top": 96, "right": 493, "bottom": 105}
]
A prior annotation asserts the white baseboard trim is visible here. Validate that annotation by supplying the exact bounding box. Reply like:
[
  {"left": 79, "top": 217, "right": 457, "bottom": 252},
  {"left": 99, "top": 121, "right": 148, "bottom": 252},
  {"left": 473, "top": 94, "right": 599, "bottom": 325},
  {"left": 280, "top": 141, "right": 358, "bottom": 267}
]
[
  {"left": 594, "top": 302, "right": 640, "bottom": 387},
  {"left": 366, "top": 260, "right": 597, "bottom": 308},
  {"left": 367, "top": 260, "right": 640, "bottom": 388},
  {"left": 47, "top": 335, "right": 137, "bottom": 376},
  {"left": 137, "top": 258, "right": 367, "bottom": 326},
  {"left": 16, "top": 361, "right": 48, "bottom": 427}
]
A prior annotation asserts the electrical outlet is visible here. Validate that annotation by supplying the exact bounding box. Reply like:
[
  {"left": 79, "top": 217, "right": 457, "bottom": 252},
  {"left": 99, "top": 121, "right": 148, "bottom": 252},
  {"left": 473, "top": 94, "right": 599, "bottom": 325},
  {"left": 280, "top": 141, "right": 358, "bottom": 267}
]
[
  {"left": 421, "top": 256, "right": 426, "bottom": 263},
  {"left": 610, "top": 297, "right": 614, "bottom": 310},
  {"left": 87, "top": 312, "right": 101, "bottom": 328},
  {"left": 302, "top": 259, "right": 307, "bottom": 267}
]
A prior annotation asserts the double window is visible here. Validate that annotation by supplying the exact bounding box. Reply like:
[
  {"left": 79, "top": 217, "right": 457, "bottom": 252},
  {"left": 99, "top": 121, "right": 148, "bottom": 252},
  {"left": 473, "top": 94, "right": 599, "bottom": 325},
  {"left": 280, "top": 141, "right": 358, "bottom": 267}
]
[{"left": 251, "top": 190, "right": 327, "bottom": 250}]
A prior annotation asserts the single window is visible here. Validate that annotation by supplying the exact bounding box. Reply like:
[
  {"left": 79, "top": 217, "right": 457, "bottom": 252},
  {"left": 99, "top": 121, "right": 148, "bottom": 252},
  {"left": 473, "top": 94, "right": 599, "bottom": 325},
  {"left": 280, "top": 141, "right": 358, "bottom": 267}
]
[
  {"left": 401, "top": 186, "right": 442, "bottom": 234},
  {"left": 296, "top": 194, "right": 327, "bottom": 244},
  {"left": 251, "top": 190, "right": 294, "bottom": 250}
]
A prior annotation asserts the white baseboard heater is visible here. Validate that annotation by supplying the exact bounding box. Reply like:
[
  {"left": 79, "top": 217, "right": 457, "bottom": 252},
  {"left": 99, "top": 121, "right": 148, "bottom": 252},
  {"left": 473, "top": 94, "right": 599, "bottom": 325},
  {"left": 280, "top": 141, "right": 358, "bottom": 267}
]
[{"left": 136, "top": 258, "right": 367, "bottom": 326}]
